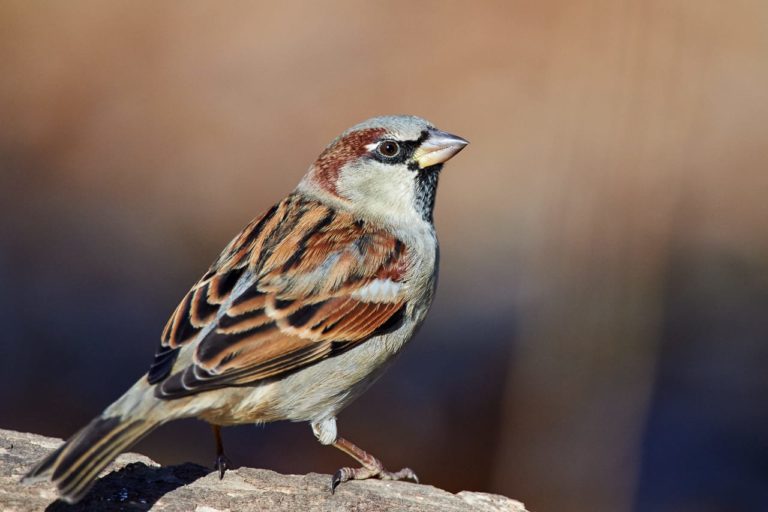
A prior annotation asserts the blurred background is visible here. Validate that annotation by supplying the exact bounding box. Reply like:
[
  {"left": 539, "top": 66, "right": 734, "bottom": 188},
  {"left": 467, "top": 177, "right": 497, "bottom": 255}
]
[{"left": 1, "top": 2, "right": 766, "bottom": 511}]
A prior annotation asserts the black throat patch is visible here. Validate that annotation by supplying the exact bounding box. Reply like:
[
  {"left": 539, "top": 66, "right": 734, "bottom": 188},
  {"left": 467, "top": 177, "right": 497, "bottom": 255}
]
[{"left": 414, "top": 164, "right": 443, "bottom": 223}]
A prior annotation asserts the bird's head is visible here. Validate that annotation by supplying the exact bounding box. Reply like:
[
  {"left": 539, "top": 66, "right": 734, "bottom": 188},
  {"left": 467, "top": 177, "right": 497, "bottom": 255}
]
[{"left": 298, "top": 115, "right": 468, "bottom": 224}]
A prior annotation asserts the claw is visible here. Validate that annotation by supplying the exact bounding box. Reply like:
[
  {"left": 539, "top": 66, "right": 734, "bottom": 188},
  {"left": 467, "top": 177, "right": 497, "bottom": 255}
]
[
  {"left": 330, "top": 470, "right": 343, "bottom": 494},
  {"left": 330, "top": 467, "right": 353, "bottom": 494},
  {"left": 214, "top": 454, "right": 231, "bottom": 480},
  {"left": 395, "top": 467, "right": 418, "bottom": 484}
]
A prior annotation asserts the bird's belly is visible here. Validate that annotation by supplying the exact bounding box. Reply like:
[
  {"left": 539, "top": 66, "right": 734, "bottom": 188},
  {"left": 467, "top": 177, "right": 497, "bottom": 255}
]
[
  {"left": 194, "top": 320, "right": 417, "bottom": 426},
  {"left": 268, "top": 327, "right": 413, "bottom": 422}
]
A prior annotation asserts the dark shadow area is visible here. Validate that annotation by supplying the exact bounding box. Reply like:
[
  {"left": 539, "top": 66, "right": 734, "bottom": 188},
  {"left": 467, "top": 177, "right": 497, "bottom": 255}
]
[
  {"left": 45, "top": 462, "right": 210, "bottom": 512},
  {"left": 635, "top": 249, "right": 768, "bottom": 512}
]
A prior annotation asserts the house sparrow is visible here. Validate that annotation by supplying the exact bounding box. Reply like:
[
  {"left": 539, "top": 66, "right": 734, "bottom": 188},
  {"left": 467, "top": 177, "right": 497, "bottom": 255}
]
[{"left": 23, "top": 115, "right": 468, "bottom": 504}]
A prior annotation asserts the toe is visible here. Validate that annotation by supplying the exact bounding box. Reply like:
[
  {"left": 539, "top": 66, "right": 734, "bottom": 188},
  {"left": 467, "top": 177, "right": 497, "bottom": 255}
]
[
  {"left": 380, "top": 467, "right": 419, "bottom": 483},
  {"left": 402, "top": 468, "right": 419, "bottom": 484}
]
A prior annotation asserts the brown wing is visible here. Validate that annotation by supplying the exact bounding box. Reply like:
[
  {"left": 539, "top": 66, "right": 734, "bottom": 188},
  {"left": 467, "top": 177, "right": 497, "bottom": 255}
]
[{"left": 147, "top": 194, "right": 409, "bottom": 399}]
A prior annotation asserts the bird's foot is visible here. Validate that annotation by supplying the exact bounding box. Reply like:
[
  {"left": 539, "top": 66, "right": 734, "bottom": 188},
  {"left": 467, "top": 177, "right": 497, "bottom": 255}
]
[
  {"left": 213, "top": 453, "right": 232, "bottom": 480},
  {"left": 331, "top": 464, "right": 418, "bottom": 493}
]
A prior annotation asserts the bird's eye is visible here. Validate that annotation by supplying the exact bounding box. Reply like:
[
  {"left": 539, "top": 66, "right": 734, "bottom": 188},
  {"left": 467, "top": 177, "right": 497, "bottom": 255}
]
[{"left": 376, "top": 141, "right": 401, "bottom": 158}]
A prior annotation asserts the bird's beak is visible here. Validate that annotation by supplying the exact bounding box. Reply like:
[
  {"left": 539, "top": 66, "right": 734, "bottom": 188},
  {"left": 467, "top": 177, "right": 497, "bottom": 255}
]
[{"left": 413, "top": 129, "right": 469, "bottom": 169}]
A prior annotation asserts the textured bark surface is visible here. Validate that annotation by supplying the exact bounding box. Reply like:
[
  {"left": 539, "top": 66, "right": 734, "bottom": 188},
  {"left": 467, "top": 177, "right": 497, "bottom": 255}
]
[{"left": 0, "top": 429, "right": 526, "bottom": 511}]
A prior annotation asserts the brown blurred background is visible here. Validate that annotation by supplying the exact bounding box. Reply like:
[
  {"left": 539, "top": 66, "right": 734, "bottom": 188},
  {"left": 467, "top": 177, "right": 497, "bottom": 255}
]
[{"left": 1, "top": 2, "right": 767, "bottom": 511}]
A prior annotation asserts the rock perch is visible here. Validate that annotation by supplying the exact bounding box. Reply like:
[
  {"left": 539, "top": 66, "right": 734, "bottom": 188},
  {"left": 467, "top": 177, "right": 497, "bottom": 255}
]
[{"left": 0, "top": 428, "right": 526, "bottom": 511}]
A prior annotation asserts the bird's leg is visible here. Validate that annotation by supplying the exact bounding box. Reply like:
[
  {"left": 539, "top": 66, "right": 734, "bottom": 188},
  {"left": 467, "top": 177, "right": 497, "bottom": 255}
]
[
  {"left": 311, "top": 418, "right": 418, "bottom": 493},
  {"left": 210, "top": 424, "right": 231, "bottom": 479}
]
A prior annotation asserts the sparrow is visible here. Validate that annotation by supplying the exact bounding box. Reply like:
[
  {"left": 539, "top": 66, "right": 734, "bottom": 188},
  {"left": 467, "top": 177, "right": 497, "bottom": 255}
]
[{"left": 23, "top": 115, "right": 468, "bottom": 504}]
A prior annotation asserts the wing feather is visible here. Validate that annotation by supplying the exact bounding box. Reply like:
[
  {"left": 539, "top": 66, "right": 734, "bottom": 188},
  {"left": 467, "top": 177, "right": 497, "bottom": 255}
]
[{"left": 148, "top": 194, "right": 410, "bottom": 398}]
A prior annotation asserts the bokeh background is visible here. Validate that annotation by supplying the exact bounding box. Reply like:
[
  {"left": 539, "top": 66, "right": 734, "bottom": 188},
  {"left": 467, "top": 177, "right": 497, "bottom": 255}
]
[{"left": 1, "top": 2, "right": 767, "bottom": 511}]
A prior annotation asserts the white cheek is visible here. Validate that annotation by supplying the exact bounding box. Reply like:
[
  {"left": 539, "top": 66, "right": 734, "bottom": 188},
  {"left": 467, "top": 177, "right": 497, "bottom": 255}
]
[{"left": 337, "top": 162, "right": 416, "bottom": 217}]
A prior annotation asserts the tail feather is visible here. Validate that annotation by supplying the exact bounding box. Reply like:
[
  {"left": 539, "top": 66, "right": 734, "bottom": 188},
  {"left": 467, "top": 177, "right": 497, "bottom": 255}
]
[
  {"left": 23, "top": 416, "right": 158, "bottom": 504},
  {"left": 22, "top": 443, "right": 66, "bottom": 482}
]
